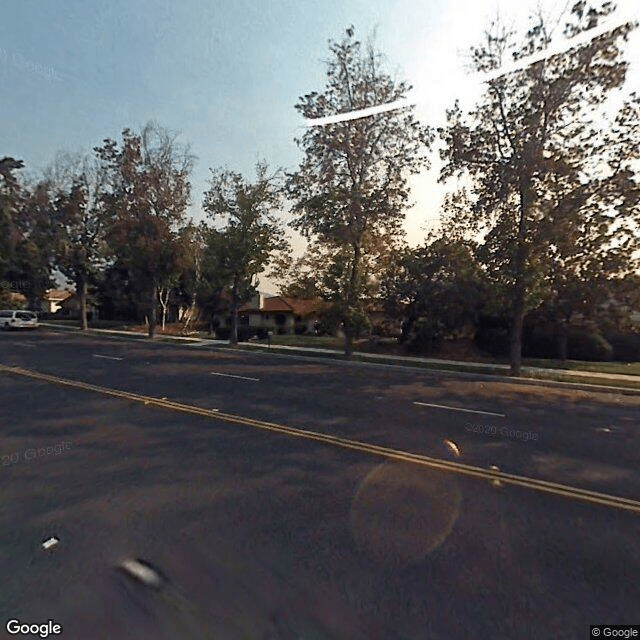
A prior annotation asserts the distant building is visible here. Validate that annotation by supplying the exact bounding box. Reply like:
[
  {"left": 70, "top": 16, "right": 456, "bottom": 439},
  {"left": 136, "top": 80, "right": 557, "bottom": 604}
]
[
  {"left": 57, "top": 293, "right": 100, "bottom": 321},
  {"left": 211, "top": 292, "right": 327, "bottom": 334},
  {"left": 41, "top": 289, "right": 73, "bottom": 314}
]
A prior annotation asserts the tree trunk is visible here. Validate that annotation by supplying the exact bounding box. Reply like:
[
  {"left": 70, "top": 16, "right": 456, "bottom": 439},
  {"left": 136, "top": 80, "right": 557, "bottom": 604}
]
[
  {"left": 148, "top": 279, "right": 157, "bottom": 338},
  {"left": 229, "top": 276, "right": 239, "bottom": 345},
  {"left": 343, "top": 242, "right": 361, "bottom": 359},
  {"left": 158, "top": 286, "right": 169, "bottom": 331},
  {"left": 182, "top": 297, "right": 196, "bottom": 333},
  {"left": 509, "top": 286, "right": 526, "bottom": 376},
  {"left": 510, "top": 175, "right": 532, "bottom": 376},
  {"left": 77, "top": 273, "right": 88, "bottom": 331}
]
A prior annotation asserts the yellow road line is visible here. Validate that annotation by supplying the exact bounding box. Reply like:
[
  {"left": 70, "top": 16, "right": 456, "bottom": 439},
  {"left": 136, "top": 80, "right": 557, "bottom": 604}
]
[{"left": 2, "top": 363, "right": 640, "bottom": 515}]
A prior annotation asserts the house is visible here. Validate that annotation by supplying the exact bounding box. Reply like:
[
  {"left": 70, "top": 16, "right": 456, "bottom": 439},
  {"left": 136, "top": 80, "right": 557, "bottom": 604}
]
[
  {"left": 208, "top": 293, "right": 326, "bottom": 335},
  {"left": 238, "top": 294, "right": 327, "bottom": 334},
  {"left": 57, "top": 294, "right": 100, "bottom": 321},
  {"left": 41, "top": 289, "right": 73, "bottom": 314}
]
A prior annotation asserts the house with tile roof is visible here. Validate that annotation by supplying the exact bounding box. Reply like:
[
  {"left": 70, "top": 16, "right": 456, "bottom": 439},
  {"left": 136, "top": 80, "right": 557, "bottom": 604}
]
[
  {"left": 237, "top": 293, "right": 328, "bottom": 334},
  {"left": 41, "top": 289, "right": 74, "bottom": 314}
]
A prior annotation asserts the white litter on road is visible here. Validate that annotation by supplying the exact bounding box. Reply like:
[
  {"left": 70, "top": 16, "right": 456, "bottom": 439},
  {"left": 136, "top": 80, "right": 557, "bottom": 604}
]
[
  {"left": 92, "top": 354, "right": 123, "bottom": 361},
  {"left": 119, "top": 559, "right": 163, "bottom": 588},
  {"left": 444, "top": 439, "right": 461, "bottom": 457},
  {"left": 42, "top": 537, "right": 59, "bottom": 550},
  {"left": 488, "top": 465, "right": 503, "bottom": 487}
]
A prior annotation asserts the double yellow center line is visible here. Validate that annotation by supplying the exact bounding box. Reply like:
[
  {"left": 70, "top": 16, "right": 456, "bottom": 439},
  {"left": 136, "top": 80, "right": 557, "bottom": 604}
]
[{"left": 2, "top": 363, "right": 640, "bottom": 515}]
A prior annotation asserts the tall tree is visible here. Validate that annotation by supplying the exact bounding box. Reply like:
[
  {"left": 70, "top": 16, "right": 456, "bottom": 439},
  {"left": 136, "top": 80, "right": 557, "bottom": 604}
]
[
  {"left": 97, "top": 123, "right": 194, "bottom": 337},
  {"left": 9, "top": 181, "right": 56, "bottom": 309},
  {"left": 48, "top": 152, "right": 112, "bottom": 329},
  {"left": 202, "top": 163, "right": 289, "bottom": 345},
  {"left": 0, "top": 157, "right": 25, "bottom": 283},
  {"left": 439, "top": 3, "right": 640, "bottom": 374},
  {"left": 286, "top": 28, "right": 433, "bottom": 357}
]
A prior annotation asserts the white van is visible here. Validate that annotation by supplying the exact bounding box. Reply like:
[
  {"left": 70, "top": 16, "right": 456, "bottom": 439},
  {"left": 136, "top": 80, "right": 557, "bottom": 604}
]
[{"left": 0, "top": 310, "right": 39, "bottom": 330}]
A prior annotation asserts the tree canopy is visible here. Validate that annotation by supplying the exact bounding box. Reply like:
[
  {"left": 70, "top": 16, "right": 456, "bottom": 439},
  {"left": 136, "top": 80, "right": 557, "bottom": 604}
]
[{"left": 287, "top": 28, "right": 433, "bottom": 355}]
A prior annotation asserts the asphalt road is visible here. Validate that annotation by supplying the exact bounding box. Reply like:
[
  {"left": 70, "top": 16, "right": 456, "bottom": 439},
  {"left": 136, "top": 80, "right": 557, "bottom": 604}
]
[{"left": 1, "top": 329, "right": 639, "bottom": 639}]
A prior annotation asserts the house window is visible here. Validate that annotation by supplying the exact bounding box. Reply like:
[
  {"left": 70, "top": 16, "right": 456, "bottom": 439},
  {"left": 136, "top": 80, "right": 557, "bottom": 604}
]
[
  {"left": 264, "top": 314, "right": 270, "bottom": 320},
  {"left": 239, "top": 315, "right": 250, "bottom": 326},
  {"left": 275, "top": 313, "right": 287, "bottom": 326}
]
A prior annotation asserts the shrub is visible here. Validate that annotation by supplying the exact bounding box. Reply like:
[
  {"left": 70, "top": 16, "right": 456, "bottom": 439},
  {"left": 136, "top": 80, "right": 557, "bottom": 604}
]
[
  {"left": 215, "top": 327, "right": 230, "bottom": 340},
  {"left": 403, "top": 318, "right": 443, "bottom": 354},
  {"left": 237, "top": 326, "right": 257, "bottom": 342},
  {"left": 256, "top": 327, "right": 270, "bottom": 339},
  {"left": 604, "top": 333, "right": 640, "bottom": 362},
  {"left": 522, "top": 324, "right": 557, "bottom": 359},
  {"left": 294, "top": 322, "right": 307, "bottom": 335},
  {"left": 372, "top": 320, "right": 401, "bottom": 338},
  {"left": 567, "top": 330, "right": 613, "bottom": 361},
  {"left": 474, "top": 315, "right": 510, "bottom": 357}
]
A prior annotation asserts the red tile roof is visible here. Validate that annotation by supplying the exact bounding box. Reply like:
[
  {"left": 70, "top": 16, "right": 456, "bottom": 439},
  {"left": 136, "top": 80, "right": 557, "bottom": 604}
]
[
  {"left": 44, "top": 290, "right": 73, "bottom": 302},
  {"left": 238, "top": 296, "right": 325, "bottom": 316},
  {"left": 280, "top": 298, "right": 326, "bottom": 316}
]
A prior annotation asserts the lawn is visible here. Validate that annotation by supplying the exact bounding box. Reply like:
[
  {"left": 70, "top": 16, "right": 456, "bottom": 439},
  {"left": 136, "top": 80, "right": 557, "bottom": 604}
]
[
  {"left": 41, "top": 320, "right": 640, "bottom": 377},
  {"left": 521, "top": 358, "right": 640, "bottom": 376}
]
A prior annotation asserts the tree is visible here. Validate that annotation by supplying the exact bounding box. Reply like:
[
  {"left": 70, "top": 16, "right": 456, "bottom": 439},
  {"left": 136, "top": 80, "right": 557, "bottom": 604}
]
[
  {"left": 202, "top": 163, "right": 289, "bottom": 344},
  {"left": 173, "top": 221, "right": 207, "bottom": 333},
  {"left": 48, "top": 152, "right": 112, "bottom": 329},
  {"left": 286, "top": 28, "right": 433, "bottom": 356},
  {"left": 439, "top": 3, "right": 640, "bottom": 374},
  {"left": 97, "top": 123, "right": 194, "bottom": 337},
  {"left": 8, "top": 182, "right": 55, "bottom": 309},
  {"left": 95, "top": 261, "right": 141, "bottom": 321},
  {"left": 0, "top": 157, "right": 25, "bottom": 278},
  {"left": 381, "top": 233, "right": 488, "bottom": 349}
]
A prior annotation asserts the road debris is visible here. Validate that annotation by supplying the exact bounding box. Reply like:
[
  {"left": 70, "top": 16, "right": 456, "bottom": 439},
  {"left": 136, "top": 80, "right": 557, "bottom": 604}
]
[
  {"left": 488, "top": 465, "right": 502, "bottom": 487},
  {"left": 118, "top": 558, "right": 164, "bottom": 589},
  {"left": 41, "top": 537, "right": 59, "bottom": 550},
  {"left": 444, "top": 439, "right": 461, "bottom": 457}
]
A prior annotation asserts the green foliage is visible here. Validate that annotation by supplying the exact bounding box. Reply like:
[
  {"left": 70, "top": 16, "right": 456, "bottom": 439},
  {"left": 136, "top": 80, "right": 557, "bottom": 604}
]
[
  {"left": 439, "top": 4, "right": 640, "bottom": 373},
  {"left": 97, "top": 123, "right": 194, "bottom": 336},
  {"left": 567, "top": 330, "right": 614, "bottom": 361},
  {"left": 0, "top": 157, "right": 24, "bottom": 275},
  {"left": 0, "top": 282, "right": 25, "bottom": 309},
  {"left": 383, "top": 234, "right": 489, "bottom": 345},
  {"left": 286, "top": 27, "right": 432, "bottom": 355},
  {"left": 605, "top": 333, "right": 640, "bottom": 362},
  {"left": 474, "top": 315, "right": 511, "bottom": 357},
  {"left": 202, "top": 162, "right": 289, "bottom": 343}
]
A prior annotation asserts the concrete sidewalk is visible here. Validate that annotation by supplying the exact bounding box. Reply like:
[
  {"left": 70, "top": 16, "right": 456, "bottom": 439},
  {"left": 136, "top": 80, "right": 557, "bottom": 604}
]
[{"left": 41, "top": 323, "right": 640, "bottom": 388}]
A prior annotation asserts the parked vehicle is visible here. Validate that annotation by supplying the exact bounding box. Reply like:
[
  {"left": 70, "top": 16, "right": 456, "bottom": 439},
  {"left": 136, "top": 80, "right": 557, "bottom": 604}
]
[{"left": 0, "top": 310, "right": 39, "bottom": 330}]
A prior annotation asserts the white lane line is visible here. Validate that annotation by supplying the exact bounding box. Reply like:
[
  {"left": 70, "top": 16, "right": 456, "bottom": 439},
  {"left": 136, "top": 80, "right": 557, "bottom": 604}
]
[
  {"left": 92, "top": 354, "right": 123, "bottom": 361},
  {"left": 210, "top": 371, "right": 260, "bottom": 382},
  {"left": 413, "top": 401, "right": 505, "bottom": 417},
  {"left": 13, "top": 342, "right": 37, "bottom": 348}
]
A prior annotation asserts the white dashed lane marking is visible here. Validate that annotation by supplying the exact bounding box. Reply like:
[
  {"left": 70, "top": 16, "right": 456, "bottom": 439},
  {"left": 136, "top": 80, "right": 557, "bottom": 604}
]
[
  {"left": 210, "top": 371, "right": 260, "bottom": 382},
  {"left": 414, "top": 401, "right": 505, "bottom": 417}
]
